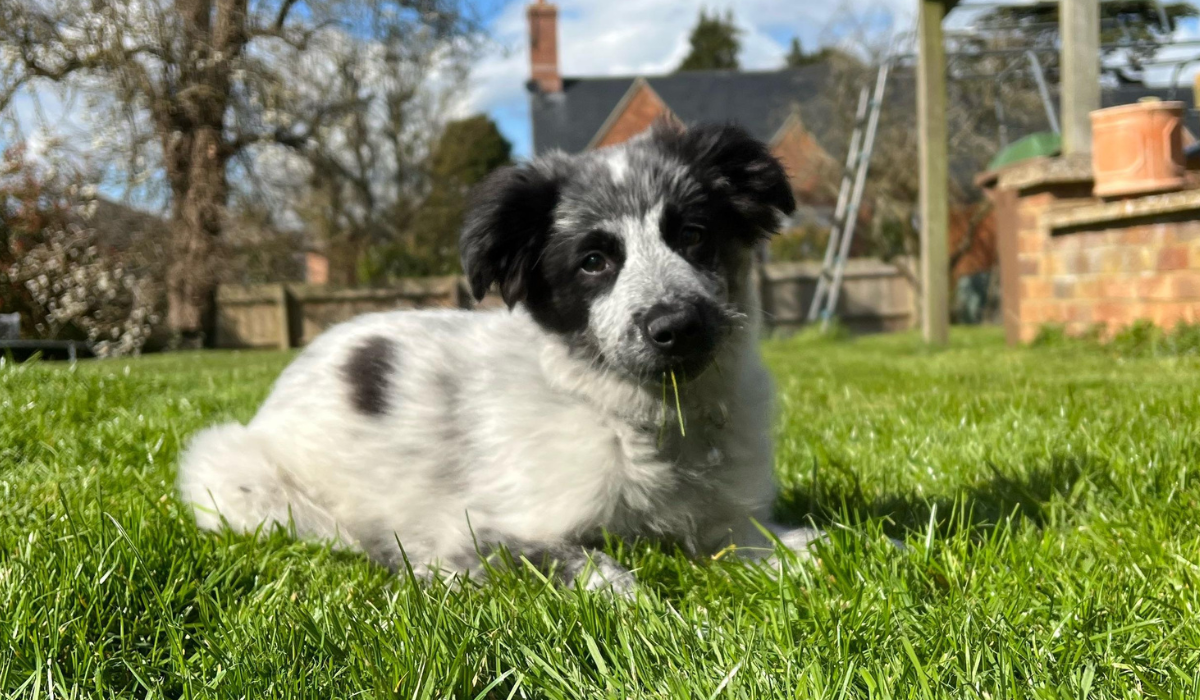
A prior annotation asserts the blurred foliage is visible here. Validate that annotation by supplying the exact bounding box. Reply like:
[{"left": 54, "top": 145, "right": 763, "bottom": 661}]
[
  {"left": 1, "top": 146, "right": 91, "bottom": 334},
  {"left": 1032, "top": 319, "right": 1200, "bottom": 357},
  {"left": 370, "top": 114, "right": 511, "bottom": 281},
  {"left": 769, "top": 224, "right": 829, "bottom": 262},
  {"left": 221, "top": 202, "right": 306, "bottom": 286},
  {"left": 0, "top": 147, "right": 162, "bottom": 354}
]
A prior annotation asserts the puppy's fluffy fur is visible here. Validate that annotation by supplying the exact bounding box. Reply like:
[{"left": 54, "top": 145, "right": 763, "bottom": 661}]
[{"left": 177, "top": 121, "right": 819, "bottom": 591}]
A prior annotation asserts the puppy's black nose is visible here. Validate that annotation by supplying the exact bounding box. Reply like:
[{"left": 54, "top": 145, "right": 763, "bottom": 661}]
[{"left": 641, "top": 303, "right": 705, "bottom": 356}]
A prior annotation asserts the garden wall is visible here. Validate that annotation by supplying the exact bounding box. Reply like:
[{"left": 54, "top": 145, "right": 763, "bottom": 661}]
[
  {"left": 982, "top": 155, "right": 1200, "bottom": 344},
  {"left": 215, "top": 260, "right": 918, "bottom": 349}
]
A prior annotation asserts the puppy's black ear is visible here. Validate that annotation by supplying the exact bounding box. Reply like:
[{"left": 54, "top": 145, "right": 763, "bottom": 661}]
[
  {"left": 460, "top": 164, "right": 560, "bottom": 307},
  {"left": 654, "top": 120, "right": 796, "bottom": 237}
]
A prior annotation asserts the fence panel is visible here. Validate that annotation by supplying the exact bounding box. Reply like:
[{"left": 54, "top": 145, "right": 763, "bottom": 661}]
[
  {"left": 215, "top": 284, "right": 289, "bottom": 349},
  {"left": 287, "top": 277, "right": 460, "bottom": 346},
  {"left": 760, "top": 257, "right": 917, "bottom": 334},
  {"left": 214, "top": 260, "right": 917, "bottom": 349}
]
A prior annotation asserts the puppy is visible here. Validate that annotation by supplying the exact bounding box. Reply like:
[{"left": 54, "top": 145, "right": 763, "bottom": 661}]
[{"left": 177, "top": 120, "right": 821, "bottom": 592}]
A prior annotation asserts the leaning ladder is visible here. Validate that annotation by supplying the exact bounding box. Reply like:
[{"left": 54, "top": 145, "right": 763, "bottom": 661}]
[{"left": 807, "top": 62, "right": 890, "bottom": 330}]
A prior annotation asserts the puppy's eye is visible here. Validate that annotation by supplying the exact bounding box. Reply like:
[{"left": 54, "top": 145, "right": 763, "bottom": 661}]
[
  {"left": 580, "top": 252, "right": 610, "bottom": 274},
  {"left": 680, "top": 225, "right": 704, "bottom": 248}
]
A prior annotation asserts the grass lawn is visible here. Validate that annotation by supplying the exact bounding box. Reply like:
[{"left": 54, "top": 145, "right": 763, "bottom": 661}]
[{"left": 2, "top": 327, "right": 1200, "bottom": 698}]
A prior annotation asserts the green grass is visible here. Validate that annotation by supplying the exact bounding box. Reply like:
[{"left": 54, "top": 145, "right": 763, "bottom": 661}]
[{"left": 3, "top": 327, "right": 1200, "bottom": 698}]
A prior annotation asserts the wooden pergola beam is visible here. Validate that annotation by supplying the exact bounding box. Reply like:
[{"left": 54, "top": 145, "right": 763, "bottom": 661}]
[
  {"left": 918, "top": 0, "right": 951, "bottom": 345},
  {"left": 916, "top": 0, "right": 1099, "bottom": 345},
  {"left": 1061, "top": 0, "right": 1101, "bottom": 153}
]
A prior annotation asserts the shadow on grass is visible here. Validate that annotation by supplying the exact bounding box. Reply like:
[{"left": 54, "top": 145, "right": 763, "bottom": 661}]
[{"left": 774, "top": 453, "right": 1099, "bottom": 538}]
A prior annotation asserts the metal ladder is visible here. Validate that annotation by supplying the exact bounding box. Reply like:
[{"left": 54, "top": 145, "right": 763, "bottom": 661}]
[{"left": 807, "top": 62, "right": 890, "bottom": 330}]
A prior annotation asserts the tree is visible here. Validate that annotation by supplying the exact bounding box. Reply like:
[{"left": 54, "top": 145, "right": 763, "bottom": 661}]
[
  {"left": 0, "top": 0, "right": 475, "bottom": 346},
  {"left": 676, "top": 9, "right": 741, "bottom": 72},
  {"left": 383, "top": 114, "right": 511, "bottom": 278},
  {"left": 0, "top": 145, "right": 68, "bottom": 326},
  {"left": 247, "top": 21, "right": 476, "bottom": 287},
  {"left": 785, "top": 38, "right": 807, "bottom": 68},
  {"left": 784, "top": 36, "right": 840, "bottom": 69}
]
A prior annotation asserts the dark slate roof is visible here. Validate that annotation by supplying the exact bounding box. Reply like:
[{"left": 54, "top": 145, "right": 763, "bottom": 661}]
[{"left": 530, "top": 65, "right": 832, "bottom": 155}]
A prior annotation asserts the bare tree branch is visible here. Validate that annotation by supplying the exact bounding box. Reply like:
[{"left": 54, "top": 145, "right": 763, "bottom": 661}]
[
  {"left": 274, "top": 0, "right": 301, "bottom": 30},
  {"left": 0, "top": 0, "right": 478, "bottom": 338}
]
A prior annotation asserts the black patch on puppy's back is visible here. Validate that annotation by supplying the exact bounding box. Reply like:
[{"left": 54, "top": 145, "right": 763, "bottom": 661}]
[{"left": 343, "top": 335, "right": 397, "bottom": 416}]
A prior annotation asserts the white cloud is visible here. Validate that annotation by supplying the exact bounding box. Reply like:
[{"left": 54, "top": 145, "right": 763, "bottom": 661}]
[{"left": 463, "top": 0, "right": 915, "bottom": 155}]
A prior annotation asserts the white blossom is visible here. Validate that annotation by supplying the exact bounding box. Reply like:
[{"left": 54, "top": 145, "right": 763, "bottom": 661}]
[{"left": 5, "top": 222, "right": 158, "bottom": 357}]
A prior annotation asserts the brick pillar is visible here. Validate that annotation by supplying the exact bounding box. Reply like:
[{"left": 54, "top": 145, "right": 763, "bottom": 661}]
[
  {"left": 528, "top": 1, "right": 562, "bottom": 93},
  {"left": 990, "top": 188, "right": 1021, "bottom": 344},
  {"left": 985, "top": 156, "right": 1096, "bottom": 344}
]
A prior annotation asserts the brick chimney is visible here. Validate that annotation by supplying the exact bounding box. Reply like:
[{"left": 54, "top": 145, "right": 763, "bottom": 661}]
[{"left": 528, "top": 1, "right": 562, "bottom": 93}]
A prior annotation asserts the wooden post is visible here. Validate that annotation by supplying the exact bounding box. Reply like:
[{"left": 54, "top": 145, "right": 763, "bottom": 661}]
[
  {"left": 1060, "top": 0, "right": 1100, "bottom": 154},
  {"left": 276, "top": 283, "right": 291, "bottom": 350},
  {"left": 918, "top": 0, "right": 949, "bottom": 345}
]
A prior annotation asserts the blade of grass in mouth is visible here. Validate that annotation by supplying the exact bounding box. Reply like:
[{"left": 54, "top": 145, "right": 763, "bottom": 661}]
[
  {"left": 658, "top": 372, "right": 668, "bottom": 448},
  {"left": 670, "top": 369, "right": 685, "bottom": 437}
]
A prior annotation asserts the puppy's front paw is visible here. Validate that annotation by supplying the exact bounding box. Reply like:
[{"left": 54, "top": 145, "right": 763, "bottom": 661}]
[
  {"left": 758, "top": 527, "right": 827, "bottom": 573},
  {"left": 575, "top": 557, "right": 639, "bottom": 598},
  {"left": 765, "top": 528, "right": 905, "bottom": 571},
  {"left": 772, "top": 526, "right": 826, "bottom": 557},
  {"left": 563, "top": 551, "right": 639, "bottom": 598}
]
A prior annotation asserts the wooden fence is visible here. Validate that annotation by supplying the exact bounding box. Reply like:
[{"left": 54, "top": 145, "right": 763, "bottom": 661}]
[
  {"left": 758, "top": 257, "right": 918, "bottom": 335},
  {"left": 215, "top": 259, "right": 917, "bottom": 349}
]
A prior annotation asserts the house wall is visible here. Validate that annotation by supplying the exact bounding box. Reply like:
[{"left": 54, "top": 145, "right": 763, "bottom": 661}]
[
  {"left": 992, "top": 188, "right": 1021, "bottom": 343},
  {"left": 305, "top": 252, "right": 330, "bottom": 285},
  {"left": 770, "top": 119, "right": 832, "bottom": 198},
  {"left": 593, "top": 84, "right": 668, "bottom": 148}
]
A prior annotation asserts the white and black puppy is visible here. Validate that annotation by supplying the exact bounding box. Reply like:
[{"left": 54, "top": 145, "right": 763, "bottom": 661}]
[{"left": 177, "top": 120, "right": 820, "bottom": 592}]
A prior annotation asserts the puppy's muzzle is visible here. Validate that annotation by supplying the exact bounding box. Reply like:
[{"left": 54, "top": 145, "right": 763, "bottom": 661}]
[{"left": 638, "top": 300, "right": 721, "bottom": 375}]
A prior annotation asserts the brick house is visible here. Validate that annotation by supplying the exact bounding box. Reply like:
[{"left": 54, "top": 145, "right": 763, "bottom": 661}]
[
  {"left": 524, "top": 1, "right": 998, "bottom": 288},
  {"left": 525, "top": 0, "right": 838, "bottom": 218}
]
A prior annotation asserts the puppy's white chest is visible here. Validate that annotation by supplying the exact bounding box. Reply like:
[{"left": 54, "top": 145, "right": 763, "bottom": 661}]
[{"left": 598, "top": 409, "right": 731, "bottom": 538}]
